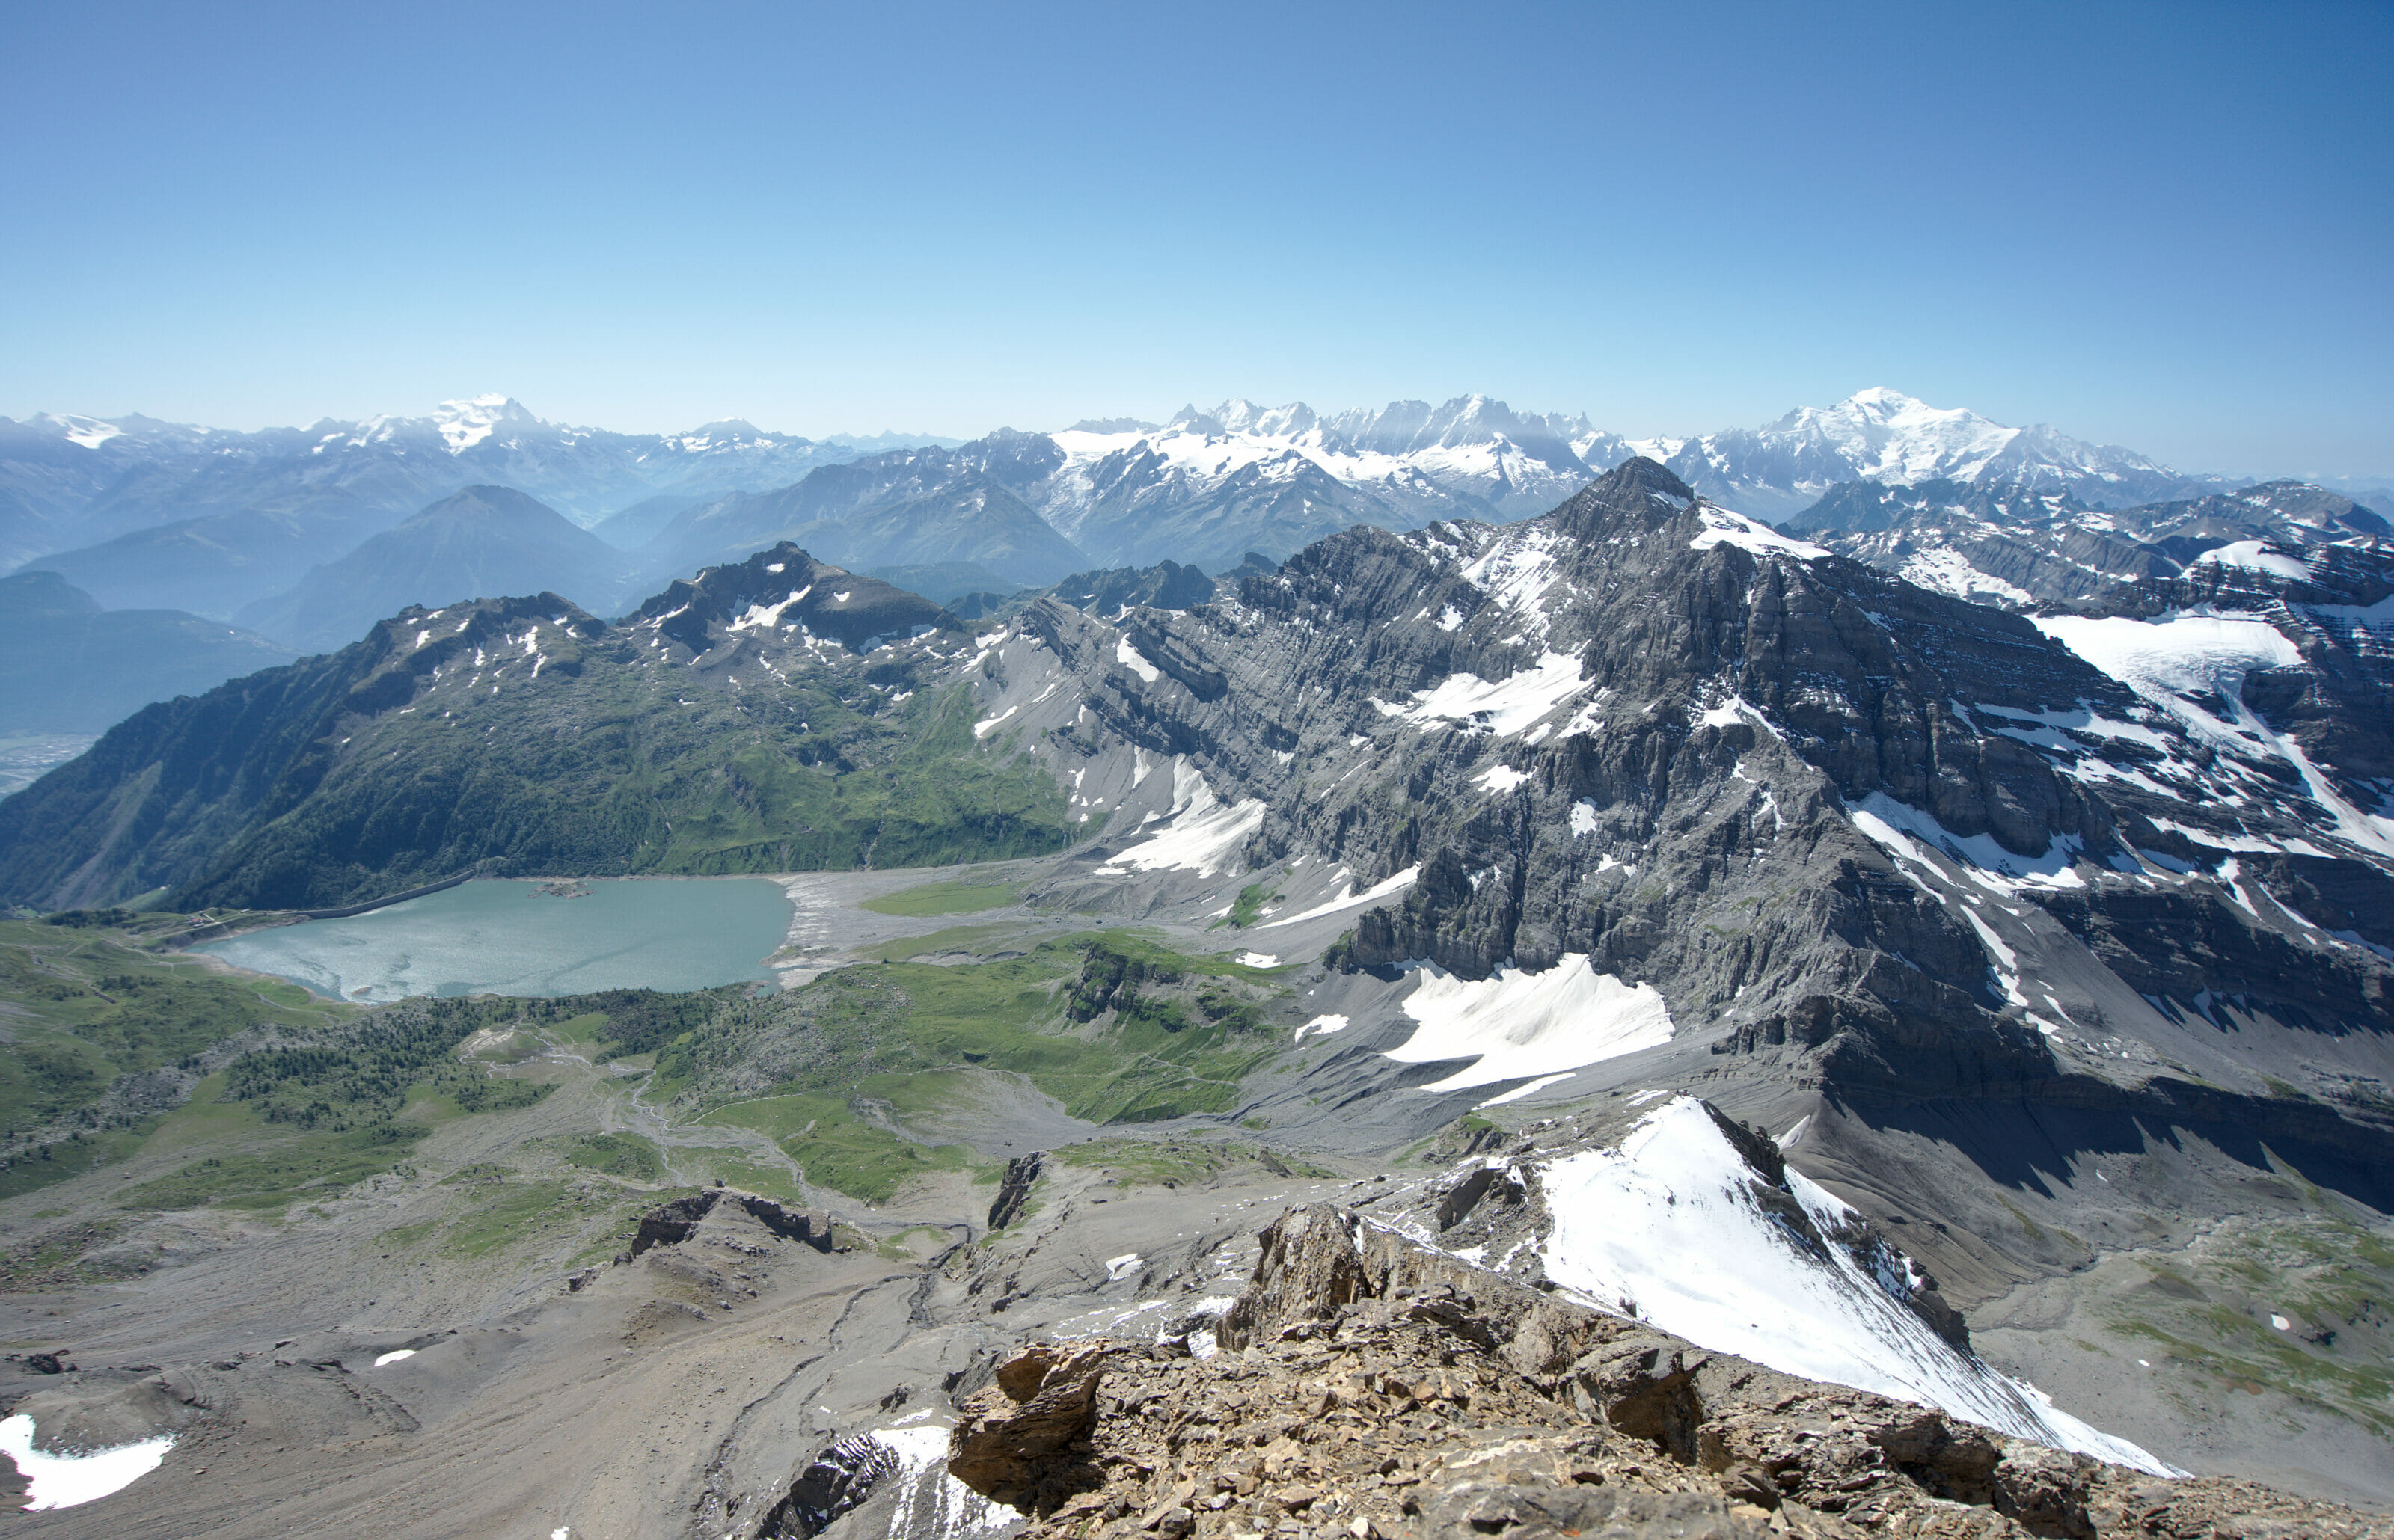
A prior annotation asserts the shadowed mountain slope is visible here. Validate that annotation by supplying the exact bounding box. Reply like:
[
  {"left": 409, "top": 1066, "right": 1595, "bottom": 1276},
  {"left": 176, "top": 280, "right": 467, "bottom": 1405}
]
[
  {"left": 0, "top": 570, "right": 298, "bottom": 736},
  {"left": 233, "top": 486, "right": 635, "bottom": 653}
]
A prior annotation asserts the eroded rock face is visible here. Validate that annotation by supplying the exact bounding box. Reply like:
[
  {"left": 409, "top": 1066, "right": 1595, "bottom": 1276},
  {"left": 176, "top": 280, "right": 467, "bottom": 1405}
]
[
  {"left": 764, "top": 1433, "right": 902, "bottom": 1538},
  {"left": 988, "top": 1152, "right": 1045, "bottom": 1230},
  {"left": 997, "top": 455, "right": 2394, "bottom": 1157},
  {"left": 626, "top": 1188, "right": 831, "bottom": 1258},
  {"left": 1215, "top": 1206, "right": 1372, "bottom": 1350},
  {"left": 946, "top": 1342, "right": 1111, "bottom": 1505},
  {"left": 942, "top": 1200, "right": 2394, "bottom": 1540}
]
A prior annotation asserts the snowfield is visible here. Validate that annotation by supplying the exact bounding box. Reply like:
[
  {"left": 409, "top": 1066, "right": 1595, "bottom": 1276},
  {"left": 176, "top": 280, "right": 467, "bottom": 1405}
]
[
  {"left": 1846, "top": 791, "right": 2084, "bottom": 894},
  {"left": 864, "top": 1422, "right": 1013, "bottom": 1540},
  {"left": 1261, "top": 866, "right": 1421, "bottom": 929},
  {"left": 2036, "top": 612, "right": 2394, "bottom": 856},
  {"left": 1403, "top": 651, "right": 1588, "bottom": 737},
  {"left": 1098, "top": 759, "right": 1267, "bottom": 878},
  {"left": 1689, "top": 506, "right": 1828, "bottom": 561},
  {"left": 1536, "top": 1099, "right": 2176, "bottom": 1474},
  {"left": 1385, "top": 954, "right": 1674, "bottom": 1090}
]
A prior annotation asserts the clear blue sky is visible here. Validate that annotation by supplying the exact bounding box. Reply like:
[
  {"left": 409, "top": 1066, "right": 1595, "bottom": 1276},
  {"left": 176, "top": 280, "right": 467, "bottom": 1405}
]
[{"left": 4, "top": 1, "right": 2388, "bottom": 476}]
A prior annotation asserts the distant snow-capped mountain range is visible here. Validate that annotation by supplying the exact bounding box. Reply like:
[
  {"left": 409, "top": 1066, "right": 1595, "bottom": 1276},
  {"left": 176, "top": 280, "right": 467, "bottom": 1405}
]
[
  {"left": 0, "top": 385, "right": 2240, "bottom": 545},
  {"left": 1035, "top": 386, "right": 2221, "bottom": 536},
  {"left": 1654, "top": 385, "right": 2212, "bottom": 520},
  {"left": 2, "top": 387, "right": 2378, "bottom": 651}
]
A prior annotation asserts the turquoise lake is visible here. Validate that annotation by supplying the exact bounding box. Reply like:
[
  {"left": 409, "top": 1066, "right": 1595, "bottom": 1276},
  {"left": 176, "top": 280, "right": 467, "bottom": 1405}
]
[{"left": 198, "top": 877, "right": 795, "bottom": 1003}]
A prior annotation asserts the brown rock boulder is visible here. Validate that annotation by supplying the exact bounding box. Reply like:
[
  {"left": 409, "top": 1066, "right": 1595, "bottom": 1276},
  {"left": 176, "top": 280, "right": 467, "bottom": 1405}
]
[{"left": 947, "top": 1343, "right": 1110, "bottom": 1503}]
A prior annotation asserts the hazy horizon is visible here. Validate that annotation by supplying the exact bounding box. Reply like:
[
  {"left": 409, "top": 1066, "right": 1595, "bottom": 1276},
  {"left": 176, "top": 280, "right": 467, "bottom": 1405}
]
[
  {"left": 12, "top": 386, "right": 2388, "bottom": 491},
  {"left": 6, "top": 1, "right": 2389, "bottom": 476}
]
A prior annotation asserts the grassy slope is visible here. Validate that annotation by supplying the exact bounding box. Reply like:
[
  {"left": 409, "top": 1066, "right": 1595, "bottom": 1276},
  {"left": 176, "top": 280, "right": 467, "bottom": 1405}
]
[
  {"left": 0, "top": 915, "right": 354, "bottom": 1198},
  {"left": 0, "top": 909, "right": 1299, "bottom": 1284},
  {"left": 0, "top": 923, "right": 741, "bottom": 1230},
  {"left": 684, "top": 933, "right": 1291, "bottom": 1203},
  {"left": 182, "top": 669, "right": 1072, "bottom": 909}
]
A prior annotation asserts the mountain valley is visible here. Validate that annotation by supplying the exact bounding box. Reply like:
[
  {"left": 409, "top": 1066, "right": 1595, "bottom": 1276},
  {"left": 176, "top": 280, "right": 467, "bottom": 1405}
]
[{"left": 0, "top": 447, "right": 2388, "bottom": 1538}]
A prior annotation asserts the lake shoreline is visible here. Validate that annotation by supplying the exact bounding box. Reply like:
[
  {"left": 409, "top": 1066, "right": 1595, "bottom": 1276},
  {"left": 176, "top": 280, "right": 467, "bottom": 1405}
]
[{"left": 192, "top": 875, "right": 801, "bottom": 1004}]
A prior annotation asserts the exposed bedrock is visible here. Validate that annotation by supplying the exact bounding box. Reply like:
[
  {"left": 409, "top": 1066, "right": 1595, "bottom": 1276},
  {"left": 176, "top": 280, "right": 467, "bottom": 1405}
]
[{"left": 940, "top": 1194, "right": 2394, "bottom": 1539}]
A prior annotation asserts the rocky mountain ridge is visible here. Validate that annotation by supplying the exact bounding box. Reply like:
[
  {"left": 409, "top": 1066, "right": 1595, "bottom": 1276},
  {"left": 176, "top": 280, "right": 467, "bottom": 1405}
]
[
  {"left": 1790, "top": 474, "right": 2390, "bottom": 608},
  {"left": 0, "top": 545, "right": 1071, "bottom": 911},
  {"left": 1, "top": 452, "right": 2391, "bottom": 1518},
  {"left": 928, "top": 1186, "right": 2390, "bottom": 1540}
]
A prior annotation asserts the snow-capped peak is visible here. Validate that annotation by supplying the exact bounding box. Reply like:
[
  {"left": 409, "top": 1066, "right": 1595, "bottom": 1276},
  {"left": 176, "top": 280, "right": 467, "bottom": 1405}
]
[
  {"left": 37, "top": 413, "right": 126, "bottom": 450},
  {"left": 1767, "top": 388, "right": 2019, "bottom": 482},
  {"left": 1041, "top": 393, "right": 1607, "bottom": 539},
  {"left": 1668, "top": 388, "right": 2205, "bottom": 520},
  {"left": 432, "top": 393, "right": 533, "bottom": 453},
  {"left": 1202, "top": 399, "right": 1320, "bottom": 438}
]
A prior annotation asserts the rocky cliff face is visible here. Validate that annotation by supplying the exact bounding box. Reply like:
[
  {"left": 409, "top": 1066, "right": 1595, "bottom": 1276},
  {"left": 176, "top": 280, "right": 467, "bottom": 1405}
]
[{"left": 952, "top": 459, "right": 2393, "bottom": 1133}]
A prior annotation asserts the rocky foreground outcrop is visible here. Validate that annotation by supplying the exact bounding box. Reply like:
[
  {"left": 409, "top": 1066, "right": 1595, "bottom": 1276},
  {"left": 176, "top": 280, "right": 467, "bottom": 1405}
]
[{"left": 942, "top": 1203, "right": 2391, "bottom": 1540}]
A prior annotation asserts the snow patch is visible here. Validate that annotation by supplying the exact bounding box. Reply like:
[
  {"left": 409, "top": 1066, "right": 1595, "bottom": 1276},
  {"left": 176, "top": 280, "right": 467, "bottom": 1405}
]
[
  {"left": 1461, "top": 526, "right": 1564, "bottom": 624},
  {"left": 2037, "top": 613, "right": 2394, "bottom": 856},
  {"left": 1691, "top": 507, "right": 1828, "bottom": 561},
  {"left": 1386, "top": 955, "right": 1674, "bottom": 1090},
  {"left": 0, "top": 1414, "right": 174, "bottom": 1511},
  {"left": 1115, "top": 635, "right": 1161, "bottom": 684},
  {"left": 1847, "top": 791, "right": 2083, "bottom": 893},
  {"left": 866, "top": 1422, "right": 1012, "bottom": 1540},
  {"left": 373, "top": 1349, "right": 417, "bottom": 1367},
  {"left": 1536, "top": 1099, "right": 2174, "bottom": 1473},
  {"left": 2196, "top": 541, "right": 2309, "bottom": 581},
  {"left": 1098, "top": 759, "right": 1264, "bottom": 878},
  {"left": 729, "top": 586, "right": 811, "bottom": 632},
  {"left": 1478, "top": 1071, "right": 1576, "bottom": 1108},
  {"left": 1898, "top": 547, "right": 2031, "bottom": 605},
  {"left": 1294, "top": 1013, "right": 1350, "bottom": 1042},
  {"left": 1406, "top": 651, "right": 1586, "bottom": 737},
  {"left": 1695, "top": 696, "right": 1779, "bottom": 738},
  {"left": 1259, "top": 865, "right": 1420, "bottom": 928}
]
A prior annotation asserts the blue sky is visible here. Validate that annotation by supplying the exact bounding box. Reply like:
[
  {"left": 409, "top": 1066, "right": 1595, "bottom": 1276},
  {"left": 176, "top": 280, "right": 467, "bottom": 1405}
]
[{"left": 4, "top": 1, "right": 2388, "bottom": 475}]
